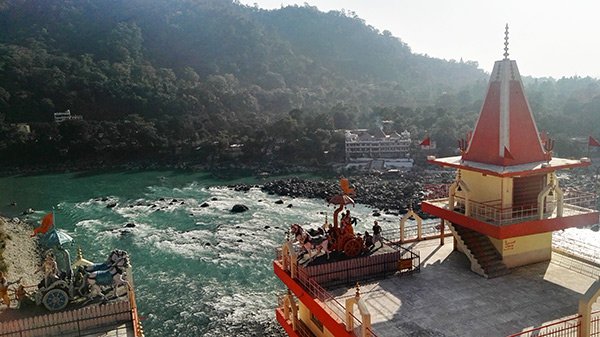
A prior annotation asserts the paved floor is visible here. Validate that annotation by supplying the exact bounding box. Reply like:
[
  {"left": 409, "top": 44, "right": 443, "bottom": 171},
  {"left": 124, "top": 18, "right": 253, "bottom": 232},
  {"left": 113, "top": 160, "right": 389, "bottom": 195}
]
[{"left": 329, "top": 238, "right": 600, "bottom": 337}]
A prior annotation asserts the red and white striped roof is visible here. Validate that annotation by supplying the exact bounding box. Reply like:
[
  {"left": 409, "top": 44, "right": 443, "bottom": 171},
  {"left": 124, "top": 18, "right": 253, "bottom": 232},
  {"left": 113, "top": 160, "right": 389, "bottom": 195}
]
[{"left": 462, "top": 59, "right": 548, "bottom": 166}]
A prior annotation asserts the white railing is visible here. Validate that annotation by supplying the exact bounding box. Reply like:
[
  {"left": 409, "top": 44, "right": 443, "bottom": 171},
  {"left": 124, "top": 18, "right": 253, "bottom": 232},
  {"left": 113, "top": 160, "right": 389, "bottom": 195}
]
[
  {"left": 427, "top": 191, "right": 597, "bottom": 226},
  {"left": 0, "top": 300, "right": 132, "bottom": 337}
]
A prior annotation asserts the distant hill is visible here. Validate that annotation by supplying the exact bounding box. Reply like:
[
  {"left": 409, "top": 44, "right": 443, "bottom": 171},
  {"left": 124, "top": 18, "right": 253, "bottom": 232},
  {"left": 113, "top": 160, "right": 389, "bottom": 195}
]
[
  {"left": 0, "top": 0, "right": 598, "bottom": 168},
  {"left": 0, "top": 0, "right": 486, "bottom": 123}
]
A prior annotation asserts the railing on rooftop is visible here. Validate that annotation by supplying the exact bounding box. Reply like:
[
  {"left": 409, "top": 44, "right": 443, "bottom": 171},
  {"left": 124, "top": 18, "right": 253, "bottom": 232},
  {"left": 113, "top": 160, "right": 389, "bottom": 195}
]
[
  {"left": 0, "top": 300, "right": 132, "bottom": 337},
  {"left": 506, "top": 314, "right": 581, "bottom": 337},
  {"left": 381, "top": 221, "right": 452, "bottom": 243},
  {"left": 300, "top": 238, "right": 420, "bottom": 287},
  {"left": 506, "top": 310, "right": 600, "bottom": 337},
  {"left": 426, "top": 191, "right": 597, "bottom": 226},
  {"left": 295, "top": 266, "right": 379, "bottom": 337},
  {"left": 276, "top": 250, "right": 397, "bottom": 336},
  {"left": 276, "top": 235, "right": 423, "bottom": 337},
  {"left": 592, "top": 310, "right": 600, "bottom": 337}
]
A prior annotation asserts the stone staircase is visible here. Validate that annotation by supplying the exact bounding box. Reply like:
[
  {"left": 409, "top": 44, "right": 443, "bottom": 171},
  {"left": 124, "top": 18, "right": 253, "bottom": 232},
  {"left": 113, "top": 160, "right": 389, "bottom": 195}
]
[{"left": 449, "top": 223, "right": 511, "bottom": 278}]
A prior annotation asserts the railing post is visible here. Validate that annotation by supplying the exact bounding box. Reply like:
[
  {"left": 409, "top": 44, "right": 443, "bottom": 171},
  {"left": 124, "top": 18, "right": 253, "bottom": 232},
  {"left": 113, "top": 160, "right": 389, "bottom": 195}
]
[
  {"left": 399, "top": 219, "right": 405, "bottom": 243},
  {"left": 578, "top": 278, "right": 600, "bottom": 337},
  {"left": 439, "top": 219, "right": 444, "bottom": 246}
]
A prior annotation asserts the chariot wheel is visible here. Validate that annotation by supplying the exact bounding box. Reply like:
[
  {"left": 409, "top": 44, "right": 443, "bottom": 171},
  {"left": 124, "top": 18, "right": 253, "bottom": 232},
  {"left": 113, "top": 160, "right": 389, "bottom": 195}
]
[
  {"left": 343, "top": 238, "right": 362, "bottom": 257},
  {"left": 42, "top": 288, "right": 69, "bottom": 311}
]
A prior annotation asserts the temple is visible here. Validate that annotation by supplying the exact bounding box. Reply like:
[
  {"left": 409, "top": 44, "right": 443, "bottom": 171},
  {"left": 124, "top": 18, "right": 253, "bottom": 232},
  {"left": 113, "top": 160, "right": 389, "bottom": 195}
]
[
  {"left": 274, "top": 26, "right": 600, "bottom": 337},
  {"left": 421, "top": 25, "right": 598, "bottom": 273}
]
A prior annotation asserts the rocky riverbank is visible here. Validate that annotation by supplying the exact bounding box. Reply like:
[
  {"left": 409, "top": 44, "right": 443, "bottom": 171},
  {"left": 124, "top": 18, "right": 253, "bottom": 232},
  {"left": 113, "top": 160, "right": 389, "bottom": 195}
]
[
  {"left": 0, "top": 217, "right": 40, "bottom": 304},
  {"left": 230, "top": 170, "right": 455, "bottom": 218},
  {"left": 228, "top": 167, "right": 598, "bottom": 217}
]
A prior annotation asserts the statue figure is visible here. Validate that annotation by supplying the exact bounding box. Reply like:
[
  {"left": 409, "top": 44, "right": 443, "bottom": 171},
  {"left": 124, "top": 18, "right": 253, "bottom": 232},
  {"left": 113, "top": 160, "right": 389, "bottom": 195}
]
[
  {"left": 0, "top": 271, "right": 20, "bottom": 308},
  {"left": 36, "top": 253, "right": 59, "bottom": 288}
]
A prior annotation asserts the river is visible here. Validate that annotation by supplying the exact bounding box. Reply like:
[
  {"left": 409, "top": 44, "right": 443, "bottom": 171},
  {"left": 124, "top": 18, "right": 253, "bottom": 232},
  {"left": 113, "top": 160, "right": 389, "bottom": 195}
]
[
  {"left": 0, "top": 170, "right": 409, "bottom": 336},
  {"left": 0, "top": 170, "right": 597, "bottom": 336}
]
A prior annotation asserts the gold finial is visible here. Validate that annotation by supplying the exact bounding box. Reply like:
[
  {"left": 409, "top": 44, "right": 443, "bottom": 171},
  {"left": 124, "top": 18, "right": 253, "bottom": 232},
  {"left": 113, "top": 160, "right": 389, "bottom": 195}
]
[
  {"left": 503, "top": 24, "right": 510, "bottom": 60},
  {"left": 77, "top": 246, "right": 84, "bottom": 260},
  {"left": 355, "top": 282, "right": 361, "bottom": 298}
]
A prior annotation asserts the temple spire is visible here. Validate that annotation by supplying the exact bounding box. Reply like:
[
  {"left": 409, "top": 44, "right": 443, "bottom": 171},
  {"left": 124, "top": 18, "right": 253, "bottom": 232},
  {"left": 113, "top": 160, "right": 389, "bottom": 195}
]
[{"left": 503, "top": 24, "right": 509, "bottom": 60}]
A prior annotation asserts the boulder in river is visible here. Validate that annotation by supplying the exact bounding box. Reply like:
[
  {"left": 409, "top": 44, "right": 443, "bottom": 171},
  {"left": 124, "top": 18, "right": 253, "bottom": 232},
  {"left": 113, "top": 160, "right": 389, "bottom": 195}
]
[
  {"left": 274, "top": 200, "right": 284, "bottom": 205},
  {"left": 21, "top": 208, "right": 34, "bottom": 215},
  {"left": 231, "top": 204, "right": 249, "bottom": 213},
  {"left": 200, "top": 202, "right": 210, "bottom": 208}
]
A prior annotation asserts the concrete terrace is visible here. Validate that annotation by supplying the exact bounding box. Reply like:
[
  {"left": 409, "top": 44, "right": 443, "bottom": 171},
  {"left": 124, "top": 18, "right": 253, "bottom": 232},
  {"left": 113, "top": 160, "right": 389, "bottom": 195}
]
[{"left": 328, "top": 238, "right": 600, "bottom": 337}]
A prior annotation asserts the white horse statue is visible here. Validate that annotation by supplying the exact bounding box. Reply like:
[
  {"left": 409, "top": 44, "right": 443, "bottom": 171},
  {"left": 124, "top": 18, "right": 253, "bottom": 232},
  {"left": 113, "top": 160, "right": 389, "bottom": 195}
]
[
  {"left": 81, "top": 252, "right": 130, "bottom": 300},
  {"left": 85, "top": 249, "right": 128, "bottom": 273},
  {"left": 290, "top": 224, "right": 331, "bottom": 261}
]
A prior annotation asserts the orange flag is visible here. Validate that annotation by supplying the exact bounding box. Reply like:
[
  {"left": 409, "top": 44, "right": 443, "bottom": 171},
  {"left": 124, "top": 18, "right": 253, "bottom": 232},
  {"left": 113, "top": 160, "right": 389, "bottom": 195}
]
[{"left": 31, "top": 213, "right": 54, "bottom": 237}]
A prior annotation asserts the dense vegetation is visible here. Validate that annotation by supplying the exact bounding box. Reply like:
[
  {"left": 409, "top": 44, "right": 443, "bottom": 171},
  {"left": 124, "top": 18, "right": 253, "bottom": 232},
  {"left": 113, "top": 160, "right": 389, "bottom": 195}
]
[{"left": 0, "top": 0, "right": 598, "bottom": 171}]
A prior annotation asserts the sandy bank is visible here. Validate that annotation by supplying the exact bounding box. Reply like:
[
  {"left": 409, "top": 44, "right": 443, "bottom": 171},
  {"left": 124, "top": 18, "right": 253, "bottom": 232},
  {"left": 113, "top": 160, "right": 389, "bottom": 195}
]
[{"left": 0, "top": 217, "right": 41, "bottom": 293}]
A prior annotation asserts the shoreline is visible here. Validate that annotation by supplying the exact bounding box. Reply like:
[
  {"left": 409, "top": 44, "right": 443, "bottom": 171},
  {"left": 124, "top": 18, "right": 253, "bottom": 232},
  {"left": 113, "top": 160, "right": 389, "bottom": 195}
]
[{"left": 0, "top": 217, "right": 40, "bottom": 308}]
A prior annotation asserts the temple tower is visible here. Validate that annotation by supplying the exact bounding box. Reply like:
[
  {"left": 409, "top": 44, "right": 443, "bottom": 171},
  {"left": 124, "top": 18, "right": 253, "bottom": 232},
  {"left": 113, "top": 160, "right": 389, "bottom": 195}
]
[{"left": 422, "top": 26, "right": 598, "bottom": 276}]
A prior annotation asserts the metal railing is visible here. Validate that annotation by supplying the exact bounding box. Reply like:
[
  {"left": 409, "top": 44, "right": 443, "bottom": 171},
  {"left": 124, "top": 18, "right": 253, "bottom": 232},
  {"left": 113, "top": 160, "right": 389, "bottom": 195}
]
[
  {"left": 381, "top": 237, "right": 421, "bottom": 273},
  {"left": 427, "top": 190, "right": 597, "bottom": 226},
  {"left": 506, "top": 315, "right": 581, "bottom": 337},
  {"left": 0, "top": 300, "right": 132, "bottom": 337},
  {"left": 295, "top": 266, "right": 379, "bottom": 337},
  {"left": 299, "top": 240, "right": 419, "bottom": 287},
  {"left": 591, "top": 310, "right": 600, "bottom": 337},
  {"left": 381, "top": 222, "right": 452, "bottom": 242},
  {"left": 275, "top": 304, "right": 316, "bottom": 337}
]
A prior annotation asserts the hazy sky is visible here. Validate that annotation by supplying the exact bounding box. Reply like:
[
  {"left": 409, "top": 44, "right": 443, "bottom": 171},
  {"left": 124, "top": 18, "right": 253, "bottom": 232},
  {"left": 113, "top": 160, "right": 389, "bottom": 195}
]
[{"left": 240, "top": 0, "right": 600, "bottom": 79}]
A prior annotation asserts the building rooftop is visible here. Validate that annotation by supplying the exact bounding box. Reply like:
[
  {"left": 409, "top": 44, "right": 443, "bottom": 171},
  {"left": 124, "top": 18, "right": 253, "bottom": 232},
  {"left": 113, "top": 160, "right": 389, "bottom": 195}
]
[
  {"left": 428, "top": 155, "right": 589, "bottom": 177},
  {"left": 327, "top": 238, "right": 599, "bottom": 337}
]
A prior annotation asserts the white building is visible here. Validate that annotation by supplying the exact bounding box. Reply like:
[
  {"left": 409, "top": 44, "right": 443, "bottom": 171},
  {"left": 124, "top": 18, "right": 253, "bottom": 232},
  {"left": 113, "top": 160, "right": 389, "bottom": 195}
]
[
  {"left": 345, "top": 129, "right": 411, "bottom": 160},
  {"left": 54, "top": 109, "right": 83, "bottom": 123}
]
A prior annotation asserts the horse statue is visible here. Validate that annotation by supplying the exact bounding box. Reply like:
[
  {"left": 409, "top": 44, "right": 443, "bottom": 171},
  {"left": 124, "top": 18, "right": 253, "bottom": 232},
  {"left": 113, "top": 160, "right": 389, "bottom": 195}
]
[
  {"left": 85, "top": 249, "right": 129, "bottom": 273},
  {"left": 78, "top": 251, "right": 130, "bottom": 300},
  {"left": 289, "top": 224, "right": 331, "bottom": 261}
]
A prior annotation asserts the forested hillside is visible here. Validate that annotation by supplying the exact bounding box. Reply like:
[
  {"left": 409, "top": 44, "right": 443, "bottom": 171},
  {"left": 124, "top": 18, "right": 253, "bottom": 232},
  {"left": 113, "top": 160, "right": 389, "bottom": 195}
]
[{"left": 0, "top": 0, "right": 598, "bottom": 170}]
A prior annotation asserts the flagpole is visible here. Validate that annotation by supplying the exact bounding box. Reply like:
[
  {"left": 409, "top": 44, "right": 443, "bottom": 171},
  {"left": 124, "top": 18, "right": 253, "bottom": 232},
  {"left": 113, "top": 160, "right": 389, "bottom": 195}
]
[{"left": 588, "top": 142, "right": 590, "bottom": 159}]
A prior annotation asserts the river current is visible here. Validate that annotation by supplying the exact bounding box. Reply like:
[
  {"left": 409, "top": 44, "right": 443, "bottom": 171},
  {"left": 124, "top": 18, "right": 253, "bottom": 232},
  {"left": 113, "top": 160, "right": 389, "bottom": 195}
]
[{"left": 0, "top": 170, "right": 597, "bottom": 337}]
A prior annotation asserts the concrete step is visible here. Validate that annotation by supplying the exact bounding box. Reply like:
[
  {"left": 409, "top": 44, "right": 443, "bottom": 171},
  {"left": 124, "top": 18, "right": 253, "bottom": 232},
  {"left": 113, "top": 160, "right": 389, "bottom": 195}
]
[{"left": 453, "top": 224, "right": 511, "bottom": 279}]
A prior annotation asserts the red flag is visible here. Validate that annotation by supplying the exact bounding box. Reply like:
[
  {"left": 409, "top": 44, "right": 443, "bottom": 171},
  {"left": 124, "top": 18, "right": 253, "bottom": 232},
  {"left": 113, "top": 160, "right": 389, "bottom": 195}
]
[
  {"left": 589, "top": 136, "right": 600, "bottom": 147},
  {"left": 420, "top": 137, "right": 431, "bottom": 146},
  {"left": 31, "top": 213, "right": 54, "bottom": 237}
]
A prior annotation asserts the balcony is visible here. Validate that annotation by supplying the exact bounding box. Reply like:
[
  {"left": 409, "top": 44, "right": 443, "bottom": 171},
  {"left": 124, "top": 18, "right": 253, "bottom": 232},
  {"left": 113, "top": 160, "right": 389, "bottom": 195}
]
[{"left": 422, "top": 191, "right": 599, "bottom": 239}]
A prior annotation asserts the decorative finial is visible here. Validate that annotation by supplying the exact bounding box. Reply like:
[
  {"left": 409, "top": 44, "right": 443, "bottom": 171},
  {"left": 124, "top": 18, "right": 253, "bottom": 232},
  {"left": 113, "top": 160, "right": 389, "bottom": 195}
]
[
  {"left": 355, "top": 282, "right": 361, "bottom": 298},
  {"left": 503, "top": 24, "right": 509, "bottom": 60},
  {"left": 77, "top": 246, "right": 84, "bottom": 260}
]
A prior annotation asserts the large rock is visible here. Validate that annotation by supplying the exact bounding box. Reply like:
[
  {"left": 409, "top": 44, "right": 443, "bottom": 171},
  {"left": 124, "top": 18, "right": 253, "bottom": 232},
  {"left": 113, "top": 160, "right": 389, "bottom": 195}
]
[{"left": 231, "top": 204, "right": 249, "bottom": 213}]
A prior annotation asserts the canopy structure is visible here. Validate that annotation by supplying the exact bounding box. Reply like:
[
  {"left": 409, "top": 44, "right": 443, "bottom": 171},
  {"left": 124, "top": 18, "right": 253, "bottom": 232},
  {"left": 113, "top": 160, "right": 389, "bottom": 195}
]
[{"left": 41, "top": 228, "right": 73, "bottom": 248}]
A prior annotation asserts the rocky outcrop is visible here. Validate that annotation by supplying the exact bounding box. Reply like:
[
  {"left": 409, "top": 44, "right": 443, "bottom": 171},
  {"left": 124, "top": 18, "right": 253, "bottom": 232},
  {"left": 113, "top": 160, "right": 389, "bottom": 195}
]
[{"left": 231, "top": 204, "right": 249, "bottom": 213}]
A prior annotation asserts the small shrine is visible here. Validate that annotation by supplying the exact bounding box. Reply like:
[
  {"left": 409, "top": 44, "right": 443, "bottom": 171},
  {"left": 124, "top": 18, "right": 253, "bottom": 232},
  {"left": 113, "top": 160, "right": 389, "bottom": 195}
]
[{"left": 422, "top": 25, "right": 599, "bottom": 275}]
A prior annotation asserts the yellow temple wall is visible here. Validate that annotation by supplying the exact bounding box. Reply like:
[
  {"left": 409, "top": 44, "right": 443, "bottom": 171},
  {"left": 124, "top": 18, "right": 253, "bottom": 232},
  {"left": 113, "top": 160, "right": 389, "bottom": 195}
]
[
  {"left": 298, "top": 302, "right": 334, "bottom": 337},
  {"left": 460, "top": 170, "right": 513, "bottom": 207},
  {"left": 489, "top": 232, "right": 552, "bottom": 268}
]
